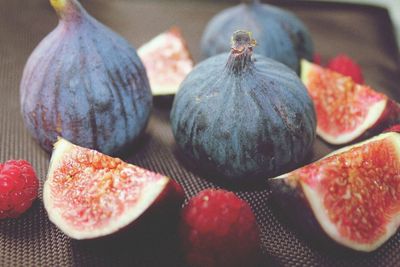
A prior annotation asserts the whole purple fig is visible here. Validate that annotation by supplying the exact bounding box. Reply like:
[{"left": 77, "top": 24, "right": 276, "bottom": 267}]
[
  {"left": 201, "top": 0, "right": 314, "bottom": 72},
  {"left": 171, "top": 31, "right": 316, "bottom": 182},
  {"left": 20, "top": 0, "right": 152, "bottom": 154}
]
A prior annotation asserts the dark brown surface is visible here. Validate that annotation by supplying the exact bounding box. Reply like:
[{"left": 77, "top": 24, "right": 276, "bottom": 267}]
[{"left": 1, "top": 0, "right": 400, "bottom": 266}]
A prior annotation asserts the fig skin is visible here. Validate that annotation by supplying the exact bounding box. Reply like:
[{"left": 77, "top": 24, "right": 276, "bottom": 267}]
[
  {"left": 171, "top": 31, "right": 316, "bottom": 182},
  {"left": 20, "top": 0, "right": 152, "bottom": 155},
  {"left": 201, "top": 0, "right": 314, "bottom": 72}
]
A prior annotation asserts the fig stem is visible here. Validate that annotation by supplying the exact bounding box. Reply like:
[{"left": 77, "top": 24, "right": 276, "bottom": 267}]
[
  {"left": 226, "top": 30, "right": 257, "bottom": 74},
  {"left": 50, "top": 0, "right": 85, "bottom": 22},
  {"left": 231, "top": 30, "right": 257, "bottom": 54}
]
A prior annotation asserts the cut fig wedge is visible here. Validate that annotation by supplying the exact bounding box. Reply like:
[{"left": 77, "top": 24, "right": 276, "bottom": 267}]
[
  {"left": 43, "top": 138, "right": 184, "bottom": 240},
  {"left": 138, "top": 27, "right": 194, "bottom": 96},
  {"left": 301, "top": 59, "right": 400, "bottom": 145},
  {"left": 269, "top": 132, "right": 400, "bottom": 252}
]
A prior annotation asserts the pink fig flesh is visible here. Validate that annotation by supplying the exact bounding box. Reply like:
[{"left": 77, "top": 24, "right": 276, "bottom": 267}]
[
  {"left": 43, "top": 138, "right": 184, "bottom": 240},
  {"left": 269, "top": 132, "right": 400, "bottom": 252}
]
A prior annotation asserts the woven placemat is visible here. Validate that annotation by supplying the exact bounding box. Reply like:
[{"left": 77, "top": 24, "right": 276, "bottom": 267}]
[{"left": 0, "top": 0, "right": 400, "bottom": 266}]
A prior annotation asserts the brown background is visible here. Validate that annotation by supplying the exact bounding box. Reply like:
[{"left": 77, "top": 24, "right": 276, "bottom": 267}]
[{"left": 0, "top": 0, "right": 400, "bottom": 266}]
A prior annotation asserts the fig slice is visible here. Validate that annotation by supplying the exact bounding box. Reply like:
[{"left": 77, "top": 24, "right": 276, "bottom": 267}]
[
  {"left": 43, "top": 138, "right": 184, "bottom": 240},
  {"left": 301, "top": 59, "right": 400, "bottom": 145},
  {"left": 138, "top": 27, "right": 194, "bottom": 96},
  {"left": 268, "top": 132, "right": 400, "bottom": 252}
]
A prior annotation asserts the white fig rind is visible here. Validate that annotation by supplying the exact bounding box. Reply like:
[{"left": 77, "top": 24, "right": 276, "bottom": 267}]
[
  {"left": 43, "top": 138, "right": 171, "bottom": 240},
  {"left": 316, "top": 99, "right": 387, "bottom": 145},
  {"left": 301, "top": 60, "right": 398, "bottom": 145},
  {"left": 272, "top": 132, "right": 400, "bottom": 252}
]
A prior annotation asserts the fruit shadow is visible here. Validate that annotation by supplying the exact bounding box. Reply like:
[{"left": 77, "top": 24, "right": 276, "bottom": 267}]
[
  {"left": 70, "top": 215, "right": 185, "bottom": 267},
  {"left": 114, "top": 131, "right": 152, "bottom": 159},
  {"left": 72, "top": 186, "right": 185, "bottom": 266},
  {"left": 153, "top": 95, "right": 175, "bottom": 110},
  {"left": 172, "top": 145, "right": 271, "bottom": 192},
  {"left": 0, "top": 201, "right": 61, "bottom": 246},
  {"left": 173, "top": 144, "right": 316, "bottom": 192},
  {"left": 0, "top": 201, "right": 42, "bottom": 240}
]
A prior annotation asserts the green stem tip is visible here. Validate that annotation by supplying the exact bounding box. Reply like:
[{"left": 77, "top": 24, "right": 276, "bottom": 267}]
[{"left": 50, "top": 0, "right": 85, "bottom": 21}]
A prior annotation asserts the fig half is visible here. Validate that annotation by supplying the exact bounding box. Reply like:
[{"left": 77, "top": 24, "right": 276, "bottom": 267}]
[
  {"left": 43, "top": 138, "right": 184, "bottom": 240},
  {"left": 269, "top": 132, "right": 400, "bottom": 252},
  {"left": 138, "top": 27, "right": 194, "bottom": 96},
  {"left": 301, "top": 59, "right": 400, "bottom": 145}
]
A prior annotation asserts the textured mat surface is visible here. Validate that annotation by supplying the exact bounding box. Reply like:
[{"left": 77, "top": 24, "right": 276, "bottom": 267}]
[{"left": 0, "top": 0, "right": 400, "bottom": 266}]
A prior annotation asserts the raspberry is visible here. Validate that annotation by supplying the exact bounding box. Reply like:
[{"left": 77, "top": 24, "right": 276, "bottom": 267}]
[
  {"left": 313, "top": 53, "right": 322, "bottom": 65},
  {"left": 384, "top": 124, "right": 400, "bottom": 133},
  {"left": 0, "top": 160, "right": 39, "bottom": 218},
  {"left": 327, "top": 54, "right": 364, "bottom": 84},
  {"left": 180, "top": 189, "right": 261, "bottom": 267}
]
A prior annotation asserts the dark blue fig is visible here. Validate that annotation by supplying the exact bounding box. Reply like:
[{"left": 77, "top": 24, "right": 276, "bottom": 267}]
[
  {"left": 201, "top": 0, "right": 314, "bottom": 72},
  {"left": 171, "top": 31, "right": 316, "bottom": 182},
  {"left": 20, "top": 0, "right": 152, "bottom": 154}
]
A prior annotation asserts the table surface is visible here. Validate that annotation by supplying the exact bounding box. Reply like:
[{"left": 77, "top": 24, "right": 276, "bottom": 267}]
[
  {"left": 307, "top": 0, "right": 400, "bottom": 49},
  {"left": 0, "top": 0, "right": 400, "bottom": 266}
]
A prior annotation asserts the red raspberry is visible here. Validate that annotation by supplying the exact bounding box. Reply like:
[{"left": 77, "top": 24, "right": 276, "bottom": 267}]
[
  {"left": 327, "top": 54, "right": 364, "bottom": 84},
  {"left": 0, "top": 160, "right": 39, "bottom": 218},
  {"left": 313, "top": 53, "right": 322, "bottom": 65},
  {"left": 384, "top": 124, "right": 400, "bottom": 133},
  {"left": 180, "top": 189, "right": 261, "bottom": 267}
]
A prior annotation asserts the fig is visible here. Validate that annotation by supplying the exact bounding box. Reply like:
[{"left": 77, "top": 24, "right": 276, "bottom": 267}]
[
  {"left": 20, "top": 0, "right": 152, "bottom": 154},
  {"left": 268, "top": 131, "right": 400, "bottom": 252},
  {"left": 43, "top": 138, "right": 184, "bottom": 240},
  {"left": 301, "top": 59, "right": 400, "bottom": 145},
  {"left": 170, "top": 31, "right": 316, "bottom": 182},
  {"left": 200, "top": 0, "right": 314, "bottom": 72},
  {"left": 138, "top": 27, "right": 194, "bottom": 96}
]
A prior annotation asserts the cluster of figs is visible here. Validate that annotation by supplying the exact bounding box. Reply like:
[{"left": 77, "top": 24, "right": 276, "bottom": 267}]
[{"left": 19, "top": 0, "right": 400, "bottom": 257}]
